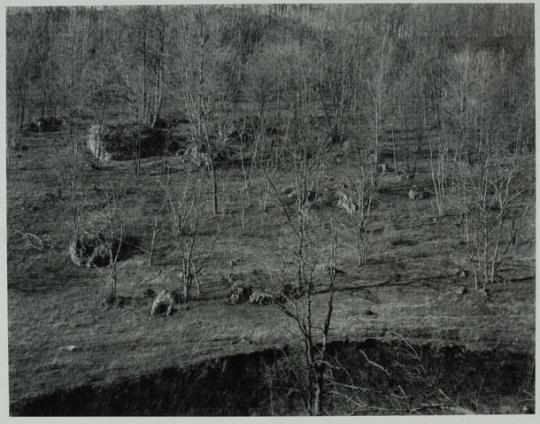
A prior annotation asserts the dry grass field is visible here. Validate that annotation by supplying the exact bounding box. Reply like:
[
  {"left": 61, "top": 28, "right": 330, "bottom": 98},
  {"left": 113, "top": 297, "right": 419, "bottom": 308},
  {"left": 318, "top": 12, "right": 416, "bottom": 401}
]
[{"left": 7, "top": 126, "right": 535, "bottom": 415}]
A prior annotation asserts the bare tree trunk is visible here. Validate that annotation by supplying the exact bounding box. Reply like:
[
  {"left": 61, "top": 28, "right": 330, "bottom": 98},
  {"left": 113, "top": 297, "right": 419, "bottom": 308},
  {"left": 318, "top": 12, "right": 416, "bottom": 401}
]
[
  {"left": 151, "top": 10, "right": 165, "bottom": 128},
  {"left": 211, "top": 164, "right": 218, "bottom": 215}
]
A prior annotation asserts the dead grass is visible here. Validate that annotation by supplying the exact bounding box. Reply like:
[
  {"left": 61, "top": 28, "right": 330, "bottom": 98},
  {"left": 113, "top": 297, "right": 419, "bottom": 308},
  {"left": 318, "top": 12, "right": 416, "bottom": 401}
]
[{"left": 6, "top": 128, "right": 535, "bottom": 405}]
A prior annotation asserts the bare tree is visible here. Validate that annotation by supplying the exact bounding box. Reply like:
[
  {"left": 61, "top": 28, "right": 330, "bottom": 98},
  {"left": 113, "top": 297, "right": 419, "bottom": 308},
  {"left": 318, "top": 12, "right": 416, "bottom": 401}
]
[
  {"left": 87, "top": 186, "right": 128, "bottom": 304},
  {"left": 148, "top": 196, "right": 167, "bottom": 266},
  {"left": 179, "top": 7, "right": 229, "bottom": 215},
  {"left": 6, "top": 10, "right": 34, "bottom": 133},
  {"left": 264, "top": 83, "right": 338, "bottom": 413},
  {"left": 444, "top": 47, "right": 496, "bottom": 164},
  {"left": 344, "top": 161, "right": 378, "bottom": 265},
  {"left": 128, "top": 5, "right": 166, "bottom": 128},
  {"left": 428, "top": 124, "right": 452, "bottom": 217},
  {"left": 365, "top": 31, "right": 394, "bottom": 165},
  {"left": 457, "top": 153, "right": 528, "bottom": 291},
  {"left": 315, "top": 10, "right": 360, "bottom": 145},
  {"left": 52, "top": 126, "right": 86, "bottom": 237},
  {"left": 274, "top": 214, "right": 338, "bottom": 416},
  {"left": 162, "top": 173, "right": 221, "bottom": 303}
]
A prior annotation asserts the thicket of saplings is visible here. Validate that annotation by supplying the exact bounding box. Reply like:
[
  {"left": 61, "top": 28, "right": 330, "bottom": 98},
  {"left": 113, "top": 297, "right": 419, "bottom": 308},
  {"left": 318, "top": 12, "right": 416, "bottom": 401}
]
[{"left": 6, "top": 4, "right": 534, "bottom": 415}]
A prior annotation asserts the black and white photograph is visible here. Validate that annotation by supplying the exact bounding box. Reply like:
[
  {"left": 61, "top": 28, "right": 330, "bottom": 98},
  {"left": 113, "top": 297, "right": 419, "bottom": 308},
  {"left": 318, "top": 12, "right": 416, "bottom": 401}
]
[{"left": 1, "top": 0, "right": 536, "bottom": 417}]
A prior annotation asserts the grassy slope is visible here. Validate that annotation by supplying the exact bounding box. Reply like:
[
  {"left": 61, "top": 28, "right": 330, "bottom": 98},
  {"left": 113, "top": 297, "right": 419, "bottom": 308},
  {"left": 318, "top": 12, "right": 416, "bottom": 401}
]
[{"left": 7, "top": 129, "right": 535, "bottom": 404}]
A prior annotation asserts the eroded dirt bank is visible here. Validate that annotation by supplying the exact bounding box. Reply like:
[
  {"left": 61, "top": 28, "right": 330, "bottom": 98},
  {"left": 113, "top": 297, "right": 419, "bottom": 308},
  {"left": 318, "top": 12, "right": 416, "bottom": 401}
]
[{"left": 11, "top": 339, "right": 534, "bottom": 416}]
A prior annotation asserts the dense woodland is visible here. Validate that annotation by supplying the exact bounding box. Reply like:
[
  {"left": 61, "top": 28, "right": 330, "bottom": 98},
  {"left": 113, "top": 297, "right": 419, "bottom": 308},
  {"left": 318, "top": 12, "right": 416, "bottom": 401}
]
[{"left": 7, "top": 4, "right": 534, "bottom": 148}]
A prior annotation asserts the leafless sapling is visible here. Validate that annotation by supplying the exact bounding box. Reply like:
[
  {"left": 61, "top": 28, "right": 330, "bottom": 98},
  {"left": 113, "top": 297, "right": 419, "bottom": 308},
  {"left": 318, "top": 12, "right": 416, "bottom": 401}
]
[
  {"left": 162, "top": 173, "right": 221, "bottom": 303},
  {"left": 457, "top": 153, "right": 528, "bottom": 291},
  {"left": 87, "top": 186, "right": 128, "bottom": 304}
]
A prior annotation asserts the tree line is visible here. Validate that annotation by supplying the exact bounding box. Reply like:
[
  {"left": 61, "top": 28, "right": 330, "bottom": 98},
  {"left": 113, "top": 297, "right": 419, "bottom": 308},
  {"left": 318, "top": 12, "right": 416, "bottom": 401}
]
[{"left": 6, "top": 4, "right": 534, "bottom": 152}]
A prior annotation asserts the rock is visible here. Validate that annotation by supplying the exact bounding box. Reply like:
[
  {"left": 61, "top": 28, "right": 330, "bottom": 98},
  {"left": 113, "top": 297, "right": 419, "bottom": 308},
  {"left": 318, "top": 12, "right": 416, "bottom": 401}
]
[
  {"left": 477, "top": 287, "right": 490, "bottom": 297},
  {"left": 456, "top": 269, "right": 468, "bottom": 279},
  {"left": 522, "top": 405, "right": 533, "bottom": 414},
  {"left": 281, "top": 186, "right": 295, "bottom": 197},
  {"left": 306, "top": 189, "right": 317, "bottom": 202},
  {"left": 150, "top": 290, "right": 176, "bottom": 316},
  {"left": 499, "top": 405, "right": 514, "bottom": 414},
  {"left": 377, "top": 163, "right": 390, "bottom": 174},
  {"left": 316, "top": 263, "right": 345, "bottom": 275},
  {"left": 229, "top": 293, "right": 240, "bottom": 305},
  {"left": 364, "top": 309, "right": 377, "bottom": 316},
  {"left": 88, "top": 123, "right": 166, "bottom": 161},
  {"left": 452, "top": 286, "right": 467, "bottom": 296},
  {"left": 408, "top": 185, "right": 425, "bottom": 200},
  {"left": 249, "top": 290, "right": 275, "bottom": 305},
  {"left": 69, "top": 232, "right": 110, "bottom": 268},
  {"left": 58, "top": 345, "right": 78, "bottom": 352},
  {"left": 87, "top": 124, "right": 112, "bottom": 161},
  {"left": 336, "top": 190, "right": 358, "bottom": 215},
  {"left": 228, "top": 282, "right": 253, "bottom": 305},
  {"left": 447, "top": 406, "right": 474, "bottom": 415}
]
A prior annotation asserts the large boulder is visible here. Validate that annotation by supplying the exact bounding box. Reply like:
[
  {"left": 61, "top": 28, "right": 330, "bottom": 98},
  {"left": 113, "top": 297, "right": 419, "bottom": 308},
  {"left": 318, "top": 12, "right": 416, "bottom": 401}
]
[
  {"left": 150, "top": 290, "right": 177, "bottom": 316},
  {"left": 249, "top": 290, "right": 275, "bottom": 305},
  {"left": 87, "top": 123, "right": 166, "bottom": 161},
  {"left": 227, "top": 282, "right": 253, "bottom": 305},
  {"left": 87, "top": 124, "right": 112, "bottom": 161},
  {"left": 336, "top": 190, "right": 358, "bottom": 215},
  {"left": 281, "top": 186, "right": 295, "bottom": 198},
  {"left": 377, "top": 163, "right": 392, "bottom": 174},
  {"left": 69, "top": 232, "right": 110, "bottom": 268},
  {"left": 408, "top": 185, "right": 425, "bottom": 200}
]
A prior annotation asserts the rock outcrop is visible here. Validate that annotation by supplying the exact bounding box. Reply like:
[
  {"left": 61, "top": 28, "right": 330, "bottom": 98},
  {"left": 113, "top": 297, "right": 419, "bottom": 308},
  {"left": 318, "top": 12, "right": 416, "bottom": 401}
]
[
  {"left": 336, "top": 190, "right": 358, "bottom": 215},
  {"left": 87, "top": 124, "right": 112, "bottom": 161},
  {"left": 150, "top": 290, "right": 176, "bottom": 316},
  {"left": 227, "top": 282, "right": 253, "bottom": 305},
  {"left": 249, "top": 290, "right": 275, "bottom": 305},
  {"left": 69, "top": 232, "right": 110, "bottom": 268},
  {"left": 408, "top": 185, "right": 425, "bottom": 200}
]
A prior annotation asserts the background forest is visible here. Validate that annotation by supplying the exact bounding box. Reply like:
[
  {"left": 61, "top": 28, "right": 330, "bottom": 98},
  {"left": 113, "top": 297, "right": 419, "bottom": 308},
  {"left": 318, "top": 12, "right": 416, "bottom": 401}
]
[{"left": 7, "top": 4, "right": 534, "bottom": 148}]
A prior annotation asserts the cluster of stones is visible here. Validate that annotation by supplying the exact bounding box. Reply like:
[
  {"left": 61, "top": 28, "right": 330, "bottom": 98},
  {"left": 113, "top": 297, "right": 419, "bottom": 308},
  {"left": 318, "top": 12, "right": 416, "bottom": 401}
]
[
  {"left": 408, "top": 185, "right": 426, "bottom": 200},
  {"left": 69, "top": 232, "right": 110, "bottom": 268}
]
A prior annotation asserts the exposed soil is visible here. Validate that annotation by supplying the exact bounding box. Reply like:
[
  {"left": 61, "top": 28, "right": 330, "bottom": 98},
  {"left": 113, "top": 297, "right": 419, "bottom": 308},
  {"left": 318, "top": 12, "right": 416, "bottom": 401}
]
[{"left": 10, "top": 340, "right": 534, "bottom": 416}]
